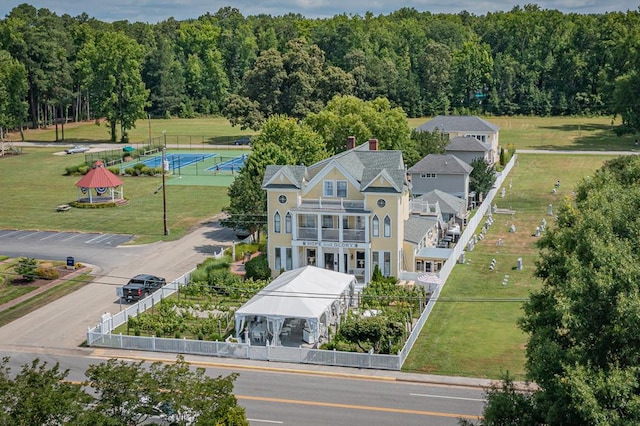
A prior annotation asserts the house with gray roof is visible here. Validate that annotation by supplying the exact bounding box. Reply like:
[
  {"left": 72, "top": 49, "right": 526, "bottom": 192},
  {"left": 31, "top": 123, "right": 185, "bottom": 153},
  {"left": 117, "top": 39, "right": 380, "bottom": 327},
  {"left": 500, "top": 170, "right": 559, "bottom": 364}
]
[
  {"left": 262, "top": 138, "right": 414, "bottom": 284},
  {"left": 445, "top": 136, "right": 491, "bottom": 165},
  {"left": 407, "top": 154, "right": 473, "bottom": 204},
  {"left": 416, "top": 115, "right": 500, "bottom": 165}
]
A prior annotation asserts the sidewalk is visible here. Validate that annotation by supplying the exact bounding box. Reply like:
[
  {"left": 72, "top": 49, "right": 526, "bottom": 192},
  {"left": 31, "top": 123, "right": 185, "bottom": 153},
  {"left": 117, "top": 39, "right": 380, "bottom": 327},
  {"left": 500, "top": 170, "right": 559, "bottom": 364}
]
[{"left": 229, "top": 251, "right": 262, "bottom": 277}]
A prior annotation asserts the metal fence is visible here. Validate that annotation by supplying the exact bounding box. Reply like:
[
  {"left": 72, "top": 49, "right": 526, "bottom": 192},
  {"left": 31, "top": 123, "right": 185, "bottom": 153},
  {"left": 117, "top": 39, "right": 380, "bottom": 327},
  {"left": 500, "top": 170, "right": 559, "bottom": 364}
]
[{"left": 87, "top": 155, "right": 516, "bottom": 371}]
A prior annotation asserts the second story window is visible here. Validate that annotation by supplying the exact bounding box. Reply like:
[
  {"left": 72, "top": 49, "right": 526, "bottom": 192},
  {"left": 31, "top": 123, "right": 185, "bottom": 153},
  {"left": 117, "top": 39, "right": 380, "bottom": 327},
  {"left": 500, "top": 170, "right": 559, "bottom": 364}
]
[
  {"left": 323, "top": 180, "right": 347, "bottom": 197},
  {"left": 372, "top": 215, "right": 380, "bottom": 237},
  {"left": 274, "top": 211, "right": 281, "bottom": 233},
  {"left": 323, "top": 180, "right": 334, "bottom": 197},
  {"left": 384, "top": 215, "right": 391, "bottom": 237},
  {"left": 337, "top": 180, "right": 347, "bottom": 197},
  {"left": 285, "top": 212, "right": 292, "bottom": 233}
]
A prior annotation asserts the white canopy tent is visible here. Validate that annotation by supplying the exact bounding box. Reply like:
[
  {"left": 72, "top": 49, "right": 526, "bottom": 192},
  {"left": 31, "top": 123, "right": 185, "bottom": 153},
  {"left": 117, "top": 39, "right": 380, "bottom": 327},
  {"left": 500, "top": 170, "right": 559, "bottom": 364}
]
[{"left": 234, "top": 266, "right": 356, "bottom": 346}]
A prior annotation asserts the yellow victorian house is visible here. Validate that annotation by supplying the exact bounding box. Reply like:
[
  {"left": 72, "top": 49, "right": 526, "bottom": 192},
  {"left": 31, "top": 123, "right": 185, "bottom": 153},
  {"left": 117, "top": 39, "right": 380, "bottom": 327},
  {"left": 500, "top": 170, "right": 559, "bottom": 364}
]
[{"left": 262, "top": 138, "right": 450, "bottom": 284}]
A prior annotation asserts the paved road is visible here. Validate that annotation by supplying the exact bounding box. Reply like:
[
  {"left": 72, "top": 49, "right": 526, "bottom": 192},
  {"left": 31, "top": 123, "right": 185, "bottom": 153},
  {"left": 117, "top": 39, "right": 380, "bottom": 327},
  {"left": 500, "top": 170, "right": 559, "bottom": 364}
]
[
  {"left": 0, "top": 218, "right": 237, "bottom": 348},
  {"left": 3, "top": 348, "right": 487, "bottom": 425}
]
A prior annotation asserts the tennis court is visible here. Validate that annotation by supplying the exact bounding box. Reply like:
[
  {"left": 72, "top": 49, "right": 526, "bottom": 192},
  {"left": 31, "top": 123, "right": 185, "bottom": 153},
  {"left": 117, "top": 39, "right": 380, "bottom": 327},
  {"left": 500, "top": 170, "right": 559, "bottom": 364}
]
[
  {"left": 208, "top": 153, "right": 248, "bottom": 172},
  {"left": 120, "top": 150, "right": 249, "bottom": 186},
  {"left": 125, "top": 152, "right": 217, "bottom": 171}
]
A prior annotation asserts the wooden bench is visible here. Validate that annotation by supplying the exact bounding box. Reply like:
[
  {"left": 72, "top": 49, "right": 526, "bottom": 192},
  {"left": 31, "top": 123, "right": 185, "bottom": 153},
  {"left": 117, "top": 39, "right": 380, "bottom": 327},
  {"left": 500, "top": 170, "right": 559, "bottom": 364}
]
[{"left": 56, "top": 204, "right": 71, "bottom": 212}]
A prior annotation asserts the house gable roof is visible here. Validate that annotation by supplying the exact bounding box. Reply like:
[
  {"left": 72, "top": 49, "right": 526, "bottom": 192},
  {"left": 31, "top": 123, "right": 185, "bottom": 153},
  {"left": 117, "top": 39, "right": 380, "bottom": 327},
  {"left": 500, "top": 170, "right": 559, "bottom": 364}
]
[
  {"left": 407, "top": 154, "right": 473, "bottom": 175},
  {"left": 262, "top": 165, "right": 307, "bottom": 189},
  {"left": 416, "top": 115, "right": 499, "bottom": 133},
  {"left": 415, "top": 189, "right": 466, "bottom": 215},
  {"left": 404, "top": 216, "right": 438, "bottom": 244},
  {"left": 446, "top": 136, "right": 489, "bottom": 152},
  {"left": 270, "top": 142, "right": 408, "bottom": 195}
]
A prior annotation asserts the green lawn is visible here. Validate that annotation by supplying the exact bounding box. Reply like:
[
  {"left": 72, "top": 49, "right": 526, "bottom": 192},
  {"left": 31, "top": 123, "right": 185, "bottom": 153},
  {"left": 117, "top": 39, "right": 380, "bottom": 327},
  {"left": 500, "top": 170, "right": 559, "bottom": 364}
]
[
  {"left": 403, "top": 153, "right": 620, "bottom": 379},
  {"left": 6, "top": 117, "right": 255, "bottom": 144},
  {"left": 408, "top": 115, "right": 636, "bottom": 152}
]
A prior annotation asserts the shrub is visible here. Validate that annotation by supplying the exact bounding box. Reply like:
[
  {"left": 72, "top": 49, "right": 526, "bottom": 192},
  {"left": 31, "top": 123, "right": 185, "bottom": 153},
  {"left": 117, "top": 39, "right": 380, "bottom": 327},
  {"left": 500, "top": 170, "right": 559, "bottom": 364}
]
[
  {"left": 15, "top": 257, "right": 38, "bottom": 282},
  {"left": 245, "top": 254, "right": 270, "bottom": 280},
  {"left": 37, "top": 266, "right": 60, "bottom": 280}
]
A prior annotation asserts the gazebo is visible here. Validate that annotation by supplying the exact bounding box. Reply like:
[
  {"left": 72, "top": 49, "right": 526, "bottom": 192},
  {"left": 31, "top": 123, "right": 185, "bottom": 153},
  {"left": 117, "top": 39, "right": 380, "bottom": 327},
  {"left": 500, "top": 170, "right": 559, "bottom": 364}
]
[{"left": 74, "top": 160, "right": 125, "bottom": 204}]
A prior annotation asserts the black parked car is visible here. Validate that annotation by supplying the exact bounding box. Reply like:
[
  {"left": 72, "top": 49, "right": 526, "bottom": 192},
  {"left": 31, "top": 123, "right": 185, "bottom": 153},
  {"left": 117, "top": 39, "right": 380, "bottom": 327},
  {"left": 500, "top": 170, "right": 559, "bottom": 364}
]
[{"left": 120, "top": 274, "right": 166, "bottom": 302}]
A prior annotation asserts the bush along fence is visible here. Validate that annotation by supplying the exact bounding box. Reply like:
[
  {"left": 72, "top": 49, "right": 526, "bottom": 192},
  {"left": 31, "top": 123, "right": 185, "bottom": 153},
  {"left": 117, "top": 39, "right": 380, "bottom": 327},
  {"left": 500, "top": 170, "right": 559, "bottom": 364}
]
[{"left": 87, "top": 155, "right": 515, "bottom": 370}]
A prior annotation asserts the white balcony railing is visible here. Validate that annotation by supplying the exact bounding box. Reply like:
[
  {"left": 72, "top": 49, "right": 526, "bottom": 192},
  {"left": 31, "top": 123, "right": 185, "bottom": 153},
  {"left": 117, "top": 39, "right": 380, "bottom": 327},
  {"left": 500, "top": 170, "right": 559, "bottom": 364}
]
[{"left": 299, "top": 198, "right": 365, "bottom": 210}]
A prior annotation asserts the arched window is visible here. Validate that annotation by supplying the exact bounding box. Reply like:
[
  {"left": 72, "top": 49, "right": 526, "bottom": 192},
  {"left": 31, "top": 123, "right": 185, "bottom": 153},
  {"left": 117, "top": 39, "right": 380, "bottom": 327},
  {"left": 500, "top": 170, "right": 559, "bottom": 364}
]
[
  {"left": 372, "top": 215, "right": 380, "bottom": 237},
  {"left": 384, "top": 215, "right": 391, "bottom": 237},
  {"left": 285, "top": 212, "right": 292, "bottom": 234},
  {"left": 274, "top": 212, "right": 281, "bottom": 233}
]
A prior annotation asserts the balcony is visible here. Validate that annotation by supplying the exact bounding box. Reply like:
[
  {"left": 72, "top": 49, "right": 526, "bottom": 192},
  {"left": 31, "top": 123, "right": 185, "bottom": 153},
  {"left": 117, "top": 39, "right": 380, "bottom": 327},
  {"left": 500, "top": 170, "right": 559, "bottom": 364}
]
[
  {"left": 296, "top": 227, "right": 367, "bottom": 243},
  {"left": 298, "top": 198, "right": 366, "bottom": 212}
]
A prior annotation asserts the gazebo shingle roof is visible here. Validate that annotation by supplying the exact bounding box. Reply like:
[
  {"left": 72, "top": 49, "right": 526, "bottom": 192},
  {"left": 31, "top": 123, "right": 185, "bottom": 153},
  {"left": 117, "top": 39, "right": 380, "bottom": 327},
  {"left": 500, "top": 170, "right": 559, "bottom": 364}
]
[{"left": 75, "top": 163, "right": 123, "bottom": 188}]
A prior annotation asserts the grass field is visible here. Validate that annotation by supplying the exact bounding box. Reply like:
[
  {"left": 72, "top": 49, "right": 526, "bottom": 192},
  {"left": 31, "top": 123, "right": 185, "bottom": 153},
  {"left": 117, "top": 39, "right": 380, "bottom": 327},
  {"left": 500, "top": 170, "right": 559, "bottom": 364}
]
[
  {"left": 4, "top": 117, "right": 254, "bottom": 144},
  {"left": 402, "top": 153, "right": 619, "bottom": 379},
  {"left": 0, "top": 147, "right": 231, "bottom": 244}
]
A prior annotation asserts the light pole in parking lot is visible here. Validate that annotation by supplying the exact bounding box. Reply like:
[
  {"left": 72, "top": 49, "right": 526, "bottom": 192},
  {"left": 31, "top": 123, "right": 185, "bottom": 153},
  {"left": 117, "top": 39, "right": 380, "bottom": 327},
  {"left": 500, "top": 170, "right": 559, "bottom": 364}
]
[{"left": 161, "top": 130, "right": 169, "bottom": 236}]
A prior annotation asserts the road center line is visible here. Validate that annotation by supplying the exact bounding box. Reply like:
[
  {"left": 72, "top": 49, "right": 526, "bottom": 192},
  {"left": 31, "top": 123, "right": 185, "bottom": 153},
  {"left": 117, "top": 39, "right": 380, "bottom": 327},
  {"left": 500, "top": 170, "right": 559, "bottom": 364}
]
[
  {"left": 237, "top": 395, "right": 480, "bottom": 420},
  {"left": 246, "top": 419, "right": 284, "bottom": 424},
  {"left": 409, "top": 392, "right": 486, "bottom": 402}
]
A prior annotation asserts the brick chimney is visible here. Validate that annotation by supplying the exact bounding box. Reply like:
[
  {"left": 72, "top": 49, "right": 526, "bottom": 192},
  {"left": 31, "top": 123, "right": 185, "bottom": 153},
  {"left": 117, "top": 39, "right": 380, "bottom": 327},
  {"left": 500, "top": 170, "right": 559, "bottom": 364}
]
[
  {"left": 368, "top": 138, "right": 378, "bottom": 151},
  {"left": 346, "top": 136, "right": 356, "bottom": 150}
]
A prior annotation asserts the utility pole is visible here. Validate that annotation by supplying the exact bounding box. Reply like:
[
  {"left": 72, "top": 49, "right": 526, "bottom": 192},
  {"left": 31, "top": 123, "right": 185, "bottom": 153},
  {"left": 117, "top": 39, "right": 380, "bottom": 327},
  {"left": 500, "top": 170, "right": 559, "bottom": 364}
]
[{"left": 162, "top": 130, "right": 168, "bottom": 236}]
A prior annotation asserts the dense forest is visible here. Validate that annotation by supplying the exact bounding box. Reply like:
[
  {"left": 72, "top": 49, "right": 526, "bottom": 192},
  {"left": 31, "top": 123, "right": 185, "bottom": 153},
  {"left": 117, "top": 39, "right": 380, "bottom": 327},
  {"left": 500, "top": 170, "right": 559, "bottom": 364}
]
[{"left": 1, "top": 3, "right": 640, "bottom": 141}]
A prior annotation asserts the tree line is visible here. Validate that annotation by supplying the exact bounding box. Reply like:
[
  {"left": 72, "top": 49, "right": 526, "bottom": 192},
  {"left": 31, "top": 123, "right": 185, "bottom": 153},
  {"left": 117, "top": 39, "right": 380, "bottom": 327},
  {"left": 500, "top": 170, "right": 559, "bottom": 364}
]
[{"left": 1, "top": 3, "right": 640, "bottom": 141}]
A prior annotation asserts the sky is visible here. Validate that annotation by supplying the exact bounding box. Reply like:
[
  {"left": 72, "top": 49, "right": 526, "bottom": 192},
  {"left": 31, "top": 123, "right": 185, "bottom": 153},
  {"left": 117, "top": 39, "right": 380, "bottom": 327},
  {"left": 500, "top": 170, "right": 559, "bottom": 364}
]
[{"left": 1, "top": 1, "right": 638, "bottom": 23}]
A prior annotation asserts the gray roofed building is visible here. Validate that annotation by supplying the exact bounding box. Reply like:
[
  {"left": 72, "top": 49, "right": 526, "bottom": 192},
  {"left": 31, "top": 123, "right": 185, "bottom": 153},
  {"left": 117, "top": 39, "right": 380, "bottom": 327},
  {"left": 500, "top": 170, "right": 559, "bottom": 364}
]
[
  {"left": 408, "top": 154, "right": 472, "bottom": 175},
  {"left": 416, "top": 115, "right": 500, "bottom": 165},
  {"left": 416, "top": 115, "right": 499, "bottom": 133},
  {"left": 407, "top": 154, "right": 472, "bottom": 201},
  {"left": 445, "top": 136, "right": 491, "bottom": 165},
  {"left": 404, "top": 216, "right": 439, "bottom": 245},
  {"left": 274, "top": 142, "right": 407, "bottom": 194},
  {"left": 413, "top": 189, "right": 467, "bottom": 225}
]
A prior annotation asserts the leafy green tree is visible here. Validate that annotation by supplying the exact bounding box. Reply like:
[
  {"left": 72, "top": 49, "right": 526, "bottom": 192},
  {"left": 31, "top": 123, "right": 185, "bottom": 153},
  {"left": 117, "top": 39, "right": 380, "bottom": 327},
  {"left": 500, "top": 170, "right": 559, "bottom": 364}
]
[
  {"left": 480, "top": 155, "right": 640, "bottom": 424},
  {"left": 460, "top": 372, "right": 540, "bottom": 426},
  {"left": 304, "top": 95, "right": 411, "bottom": 154},
  {"left": 144, "top": 33, "right": 186, "bottom": 117},
  {"left": 15, "top": 257, "right": 38, "bottom": 282},
  {"left": 222, "top": 114, "right": 328, "bottom": 237},
  {"left": 408, "top": 128, "right": 449, "bottom": 167},
  {"left": 468, "top": 157, "right": 496, "bottom": 197},
  {"left": 0, "top": 357, "right": 92, "bottom": 425},
  {"left": 613, "top": 71, "right": 640, "bottom": 134},
  {"left": 148, "top": 355, "right": 247, "bottom": 425},
  {"left": 78, "top": 31, "right": 149, "bottom": 142},
  {"left": 0, "top": 50, "right": 28, "bottom": 139},
  {"left": 451, "top": 36, "right": 493, "bottom": 111},
  {"left": 85, "top": 359, "right": 158, "bottom": 425}
]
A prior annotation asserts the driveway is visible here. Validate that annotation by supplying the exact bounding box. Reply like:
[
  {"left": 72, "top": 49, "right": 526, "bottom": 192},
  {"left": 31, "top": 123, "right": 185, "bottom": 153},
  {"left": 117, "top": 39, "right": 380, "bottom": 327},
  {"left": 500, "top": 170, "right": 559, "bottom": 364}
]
[{"left": 0, "top": 218, "right": 240, "bottom": 350}]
